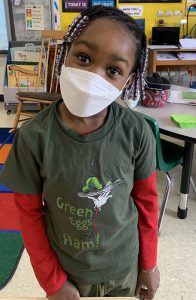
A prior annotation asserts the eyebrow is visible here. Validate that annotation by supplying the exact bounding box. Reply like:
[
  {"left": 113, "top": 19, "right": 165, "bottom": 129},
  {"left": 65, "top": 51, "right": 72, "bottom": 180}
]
[
  {"left": 109, "top": 54, "right": 130, "bottom": 68},
  {"left": 74, "top": 40, "right": 98, "bottom": 51},
  {"left": 74, "top": 39, "right": 130, "bottom": 68}
]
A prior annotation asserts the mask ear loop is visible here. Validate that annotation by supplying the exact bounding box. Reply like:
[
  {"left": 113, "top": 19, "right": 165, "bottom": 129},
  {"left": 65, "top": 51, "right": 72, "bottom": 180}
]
[
  {"left": 121, "top": 73, "right": 135, "bottom": 100},
  {"left": 121, "top": 74, "right": 133, "bottom": 91}
]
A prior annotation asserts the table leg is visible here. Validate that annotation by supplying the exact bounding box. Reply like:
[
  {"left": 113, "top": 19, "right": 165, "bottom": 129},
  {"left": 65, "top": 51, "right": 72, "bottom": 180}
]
[{"left": 177, "top": 142, "right": 194, "bottom": 219}]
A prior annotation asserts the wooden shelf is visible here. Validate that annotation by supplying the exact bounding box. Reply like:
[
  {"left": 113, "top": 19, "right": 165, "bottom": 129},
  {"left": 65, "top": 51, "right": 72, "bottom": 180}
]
[
  {"left": 156, "top": 60, "right": 196, "bottom": 66},
  {"left": 152, "top": 48, "right": 196, "bottom": 52},
  {"left": 148, "top": 48, "right": 196, "bottom": 73}
]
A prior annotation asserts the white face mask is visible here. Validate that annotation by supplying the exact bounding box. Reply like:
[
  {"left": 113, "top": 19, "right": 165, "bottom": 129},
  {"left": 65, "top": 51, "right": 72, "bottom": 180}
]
[{"left": 60, "top": 65, "right": 129, "bottom": 117}]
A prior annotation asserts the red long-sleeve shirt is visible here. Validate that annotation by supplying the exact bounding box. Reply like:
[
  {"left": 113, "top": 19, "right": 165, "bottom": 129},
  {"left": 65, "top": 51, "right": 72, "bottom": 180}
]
[
  {"left": 14, "top": 193, "right": 67, "bottom": 296},
  {"left": 14, "top": 171, "right": 158, "bottom": 296},
  {"left": 131, "top": 171, "right": 158, "bottom": 269}
]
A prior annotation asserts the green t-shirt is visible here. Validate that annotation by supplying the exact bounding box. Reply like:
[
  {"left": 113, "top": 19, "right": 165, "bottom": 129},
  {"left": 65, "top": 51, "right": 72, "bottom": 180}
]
[{"left": 0, "top": 100, "right": 156, "bottom": 284}]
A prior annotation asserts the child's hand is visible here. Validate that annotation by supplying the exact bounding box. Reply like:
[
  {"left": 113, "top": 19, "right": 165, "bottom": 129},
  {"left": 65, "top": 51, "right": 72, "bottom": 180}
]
[
  {"left": 48, "top": 280, "right": 80, "bottom": 300},
  {"left": 136, "top": 266, "right": 160, "bottom": 299}
]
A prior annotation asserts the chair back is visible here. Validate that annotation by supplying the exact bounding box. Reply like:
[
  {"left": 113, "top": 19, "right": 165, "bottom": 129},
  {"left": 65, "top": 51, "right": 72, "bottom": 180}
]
[
  {"left": 38, "top": 30, "right": 65, "bottom": 94},
  {"left": 9, "top": 30, "right": 65, "bottom": 94},
  {"left": 142, "top": 114, "right": 184, "bottom": 173},
  {"left": 142, "top": 114, "right": 167, "bottom": 171}
]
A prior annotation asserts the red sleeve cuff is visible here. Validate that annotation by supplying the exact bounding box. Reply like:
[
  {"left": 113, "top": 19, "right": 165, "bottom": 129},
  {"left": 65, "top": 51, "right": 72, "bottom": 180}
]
[{"left": 46, "top": 273, "right": 68, "bottom": 296}]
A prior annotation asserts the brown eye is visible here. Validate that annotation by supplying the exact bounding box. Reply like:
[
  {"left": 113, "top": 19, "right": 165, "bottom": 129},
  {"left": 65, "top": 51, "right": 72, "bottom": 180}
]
[
  {"left": 78, "top": 54, "right": 90, "bottom": 64},
  {"left": 108, "top": 67, "right": 121, "bottom": 76}
]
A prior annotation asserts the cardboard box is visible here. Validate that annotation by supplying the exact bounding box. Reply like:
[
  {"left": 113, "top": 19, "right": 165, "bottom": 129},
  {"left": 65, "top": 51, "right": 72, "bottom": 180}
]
[
  {"left": 3, "top": 84, "right": 36, "bottom": 113},
  {"left": 3, "top": 41, "right": 46, "bottom": 112},
  {"left": 3, "top": 85, "right": 45, "bottom": 105},
  {"left": 10, "top": 44, "right": 43, "bottom": 62}
]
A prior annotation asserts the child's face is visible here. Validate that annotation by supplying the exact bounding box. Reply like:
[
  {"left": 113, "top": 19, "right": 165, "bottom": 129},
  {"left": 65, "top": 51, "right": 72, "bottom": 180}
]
[{"left": 65, "top": 18, "right": 137, "bottom": 90}]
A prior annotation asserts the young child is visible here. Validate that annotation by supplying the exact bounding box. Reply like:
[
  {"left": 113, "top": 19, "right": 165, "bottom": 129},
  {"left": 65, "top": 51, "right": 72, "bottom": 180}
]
[{"left": 0, "top": 6, "right": 160, "bottom": 300}]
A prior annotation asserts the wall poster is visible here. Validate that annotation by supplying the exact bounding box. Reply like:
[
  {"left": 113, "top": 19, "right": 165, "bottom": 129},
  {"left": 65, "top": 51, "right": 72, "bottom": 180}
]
[
  {"left": 62, "top": 0, "right": 116, "bottom": 12},
  {"left": 25, "top": 5, "right": 44, "bottom": 30},
  {"left": 62, "top": 0, "right": 89, "bottom": 11},
  {"left": 91, "top": 0, "right": 116, "bottom": 7},
  {"left": 185, "top": 0, "right": 196, "bottom": 16},
  {"left": 119, "top": 0, "right": 181, "bottom": 3},
  {"left": 119, "top": 6, "right": 143, "bottom": 16},
  {"left": 53, "top": 0, "right": 61, "bottom": 30}
]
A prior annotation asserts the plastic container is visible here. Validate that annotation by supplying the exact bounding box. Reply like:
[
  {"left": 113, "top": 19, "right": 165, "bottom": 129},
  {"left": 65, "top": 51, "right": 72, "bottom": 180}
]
[{"left": 142, "top": 88, "right": 171, "bottom": 108}]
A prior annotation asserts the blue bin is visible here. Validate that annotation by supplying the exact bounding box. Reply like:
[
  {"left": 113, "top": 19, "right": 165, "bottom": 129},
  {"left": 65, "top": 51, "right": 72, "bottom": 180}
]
[{"left": 190, "top": 81, "right": 196, "bottom": 89}]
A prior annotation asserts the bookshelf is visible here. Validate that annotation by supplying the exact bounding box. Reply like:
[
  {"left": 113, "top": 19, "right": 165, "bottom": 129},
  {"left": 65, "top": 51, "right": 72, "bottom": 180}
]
[{"left": 148, "top": 48, "right": 196, "bottom": 74}]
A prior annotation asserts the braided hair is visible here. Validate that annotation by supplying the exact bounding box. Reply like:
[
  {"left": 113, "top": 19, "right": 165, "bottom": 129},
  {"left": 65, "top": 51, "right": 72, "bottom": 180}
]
[{"left": 56, "top": 5, "right": 148, "bottom": 101}]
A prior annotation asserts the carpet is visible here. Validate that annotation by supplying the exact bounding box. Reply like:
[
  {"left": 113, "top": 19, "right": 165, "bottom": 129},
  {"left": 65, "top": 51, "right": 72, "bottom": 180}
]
[{"left": 0, "top": 128, "right": 24, "bottom": 290}]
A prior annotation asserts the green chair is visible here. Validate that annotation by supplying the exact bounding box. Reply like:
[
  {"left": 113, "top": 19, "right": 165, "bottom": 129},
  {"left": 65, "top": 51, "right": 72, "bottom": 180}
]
[{"left": 142, "top": 114, "right": 184, "bottom": 234}]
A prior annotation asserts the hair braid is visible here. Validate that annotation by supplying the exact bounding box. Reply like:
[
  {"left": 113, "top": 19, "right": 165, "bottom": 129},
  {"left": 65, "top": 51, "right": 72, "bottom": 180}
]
[
  {"left": 123, "top": 30, "right": 148, "bottom": 101},
  {"left": 56, "top": 5, "right": 148, "bottom": 101},
  {"left": 56, "top": 14, "right": 90, "bottom": 75}
]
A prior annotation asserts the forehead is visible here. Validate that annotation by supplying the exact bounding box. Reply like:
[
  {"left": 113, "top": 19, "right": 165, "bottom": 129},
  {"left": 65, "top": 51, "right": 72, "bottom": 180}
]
[{"left": 71, "top": 18, "right": 137, "bottom": 65}]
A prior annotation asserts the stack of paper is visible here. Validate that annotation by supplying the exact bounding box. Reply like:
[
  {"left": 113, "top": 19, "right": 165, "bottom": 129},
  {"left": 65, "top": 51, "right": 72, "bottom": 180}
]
[
  {"left": 168, "top": 91, "right": 196, "bottom": 105},
  {"left": 176, "top": 52, "right": 196, "bottom": 60},
  {"left": 182, "top": 92, "right": 196, "bottom": 99},
  {"left": 179, "top": 39, "right": 196, "bottom": 49},
  {"left": 170, "top": 114, "right": 196, "bottom": 128},
  {"left": 157, "top": 52, "right": 178, "bottom": 60},
  {"left": 148, "top": 45, "right": 179, "bottom": 49}
]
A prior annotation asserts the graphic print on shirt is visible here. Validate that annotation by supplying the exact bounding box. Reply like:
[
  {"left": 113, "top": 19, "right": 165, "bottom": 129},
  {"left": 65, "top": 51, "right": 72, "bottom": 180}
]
[
  {"left": 56, "top": 177, "right": 124, "bottom": 251},
  {"left": 78, "top": 177, "right": 124, "bottom": 234}
]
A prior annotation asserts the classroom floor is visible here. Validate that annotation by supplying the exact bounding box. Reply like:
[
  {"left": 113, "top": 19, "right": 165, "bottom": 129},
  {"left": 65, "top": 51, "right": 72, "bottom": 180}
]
[{"left": 0, "top": 102, "right": 196, "bottom": 300}]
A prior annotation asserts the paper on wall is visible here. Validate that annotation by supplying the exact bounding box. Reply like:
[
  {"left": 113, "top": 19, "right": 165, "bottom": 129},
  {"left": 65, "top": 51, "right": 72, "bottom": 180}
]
[
  {"left": 119, "top": 6, "right": 143, "bottom": 17},
  {"left": 53, "top": 0, "right": 60, "bottom": 30},
  {"left": 25, "top": 5, "right": 44, "bottom": 31}
]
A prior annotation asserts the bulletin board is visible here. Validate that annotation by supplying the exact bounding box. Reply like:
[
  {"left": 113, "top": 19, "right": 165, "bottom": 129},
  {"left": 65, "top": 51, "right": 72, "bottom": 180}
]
[{"left": 60, "top": 0, "right": 196, "bottom": 40}]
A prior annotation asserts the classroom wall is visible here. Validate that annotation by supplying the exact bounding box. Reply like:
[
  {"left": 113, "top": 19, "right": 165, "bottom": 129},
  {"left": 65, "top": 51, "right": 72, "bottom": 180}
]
[
  {"left": 12, "top": 0, "right": 52, "bottom": 41},
  {"left": 59, "top": 0, "right": 196, "bottom": 41}
]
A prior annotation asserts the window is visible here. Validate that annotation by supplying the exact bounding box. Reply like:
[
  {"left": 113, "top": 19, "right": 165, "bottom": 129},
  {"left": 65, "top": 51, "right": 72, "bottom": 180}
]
[{"left": 0, "top": 1, "right": 8, "bottom": 51}]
